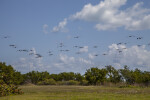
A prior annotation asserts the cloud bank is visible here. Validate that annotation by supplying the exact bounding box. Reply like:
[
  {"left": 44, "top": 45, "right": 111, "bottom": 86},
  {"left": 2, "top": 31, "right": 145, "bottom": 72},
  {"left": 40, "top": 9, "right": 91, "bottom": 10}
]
[
  {"left": 71, "top": 0, "right": 150, "bottom": 31},
  {"left": 53, "top": 54, "right": 93, "bottom": 73},
  {"left": 104, "top": 44, "right": 150, "bottom": 70},
  {"left": 12, "top": 48, "right": 51, "bottom": 73}
]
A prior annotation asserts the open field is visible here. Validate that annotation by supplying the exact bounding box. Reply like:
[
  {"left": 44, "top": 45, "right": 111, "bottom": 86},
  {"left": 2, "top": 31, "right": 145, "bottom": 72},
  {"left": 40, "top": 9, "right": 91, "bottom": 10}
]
[{"left": 1, "top": 85, "right": 150, "bottom": 100}]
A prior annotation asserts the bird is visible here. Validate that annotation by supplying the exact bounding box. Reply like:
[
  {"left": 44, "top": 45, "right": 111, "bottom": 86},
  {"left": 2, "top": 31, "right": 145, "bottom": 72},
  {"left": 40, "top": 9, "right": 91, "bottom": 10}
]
[
  {"left": 94, "top": 54, "right": 98, "bottom": 56},
  {"left": 48, "top": 51, "right": 52, "bottom": 54},
  {"left": 117, "top": 43, "right": 122, "bottom": 45},
  {"left": 79, "top": 46, "right": 84, "bottom": 48},
  {"left": 4, "top": 36, "right": 10, "bottom": 39},
  {"left": 93, "top": 46, "right": 98, "bottom": 48},
  {"left": 17, "top": 49, "right": 28, "bottom": 52},
  {"left": 35, "top": 54, "right": 43, "bottom": 58},
  {"left": 103, "top": 53, "right": 107, "bottom": 55},
  {"left": 22, "top": 49, "right": 28, "bottom": 52},
  {"left": 128, "top": 35, "right": 135, "bottom": 38},
  {"left": 118, "top": 50, "right": 122, "bottom": 53},
  {"left": 49, "top": 54, "right": 53, "bottom": 56},
  {"left": 73, "top": 46, "right": 78, "bottom": 48},
  {"left": 0, "top": 35, "right": 10, "bottom": 39},
  {"left": 65, "top": 49, "right": 70, "bottom": 52},
  {"left": 137, "top": 45, "right": 142, "bottom": 47},
  {"left": 9, "top": 45, "right": 17, "bottom": 48},
  {"left": 60, "top": 50, "right": 65, "bottom": 52},
  {"left": 29, "top": 53, "right": 34, "bottom": 55},
  {"left": 76, "top": 52, "right": 81, "bottom": 54},
  {"left": 137, "top": 37, "right": 143, "bottom": 40},
  {"left": 74, "top": 36, "right": 79, "bottom": 38},
  {"left": 58, "top": 43, "right": 64, "bottom": 47}
]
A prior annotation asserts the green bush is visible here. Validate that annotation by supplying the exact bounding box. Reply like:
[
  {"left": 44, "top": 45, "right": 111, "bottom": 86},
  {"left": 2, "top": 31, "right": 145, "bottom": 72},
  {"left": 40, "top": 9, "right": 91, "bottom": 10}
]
[
  {"left": 0, "top": 84, "right": 23, "bottom": 97},
  {"left": 37, "top": 79, "right": 56, "bottom": 85},
  {"left": 119, "top": 85, "right": 136, "bottom": 88},
  {"left": 80, "top": 80, "right": 89, "bottom": 86},
  {"left": 67, "top": 80, "right": 80, "bottom": 85},
  {"left": 57, "top": 81, "right": 65, "bottom": 85},
  {"left": 56, "top": 80, "right": 80, "bottom": 85},
  {"left": 0, "top": 80, "right": 5, "bottom": 84}
]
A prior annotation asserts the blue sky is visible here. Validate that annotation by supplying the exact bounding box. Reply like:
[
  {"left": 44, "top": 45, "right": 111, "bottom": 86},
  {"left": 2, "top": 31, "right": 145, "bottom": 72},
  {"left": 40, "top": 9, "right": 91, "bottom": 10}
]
[{"left": 0, "top": 0, "right": 150, "bottom": 74}]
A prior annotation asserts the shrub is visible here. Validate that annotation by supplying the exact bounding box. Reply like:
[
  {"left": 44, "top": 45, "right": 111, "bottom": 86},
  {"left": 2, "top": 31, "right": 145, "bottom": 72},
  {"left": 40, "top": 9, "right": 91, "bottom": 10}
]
[
  {"left": 0, "top": 80, "right": 5, "bottom": 84},
  {"left": 67, "top": 80, "right": 80, "bottom": 85},
  {"left": 56, "top": 80, "right": 80, "bottom": 85},
  {"left": 80, "top": 80, "right": 89, "bottom": 86},
  {"left": 57, "top": 81, "right": 65, "bottom": 85},
  {"left": 119, "top": 85, "right": 136, "bottom": 88},
  {"left": 0, "top": 84, "right": 23, "bottom": 97},
  {"left": 37, "top": 79, "right": 56, "bottom": 85}
]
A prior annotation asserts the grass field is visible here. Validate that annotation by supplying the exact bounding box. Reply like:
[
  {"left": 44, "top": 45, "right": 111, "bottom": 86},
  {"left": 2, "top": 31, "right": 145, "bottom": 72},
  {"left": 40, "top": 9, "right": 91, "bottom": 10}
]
[{"left": 1, "top": 85, "right": 150, "bottom": 100}]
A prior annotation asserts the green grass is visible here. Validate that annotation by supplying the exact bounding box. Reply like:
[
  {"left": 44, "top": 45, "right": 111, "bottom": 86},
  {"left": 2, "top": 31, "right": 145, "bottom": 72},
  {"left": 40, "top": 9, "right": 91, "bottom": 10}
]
[{"left": 1, "top": 85, "right": 150, "bottom": 100}]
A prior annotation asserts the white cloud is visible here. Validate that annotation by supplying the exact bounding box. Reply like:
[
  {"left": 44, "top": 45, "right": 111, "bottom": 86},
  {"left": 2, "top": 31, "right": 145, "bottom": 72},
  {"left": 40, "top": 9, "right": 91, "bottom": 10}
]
[
  {"left": 88, "top": 53, "right": 96, "bottom": 59},
  {"left": 78, "top": 58, "right": 93, "bottom": 65},
  {"left": 59, "top": 54, "right": 75, "bottom": 64},
  {"left": 105, "top": 44, "right": 150, "bottom": 70},
  {"left": 43, "top": 24, "right": 49, "bottom": 34},
  {"left": 12, "top": 48, "right": 50, "bottom": 73},
  {"left": 52, "top": 18, "right": 68, "bottom": 32},
  {"left": 12, "top": 51, "right": 94, "bottom": 74},
  {"left": 71, "top": 0, "right": 150, "bottom": 30},
  {"left": 79, "top": 46, "right": 88, "bottom": 53},
  {"left": 53, "top": 54, "right": 93, "bottom": 73}
]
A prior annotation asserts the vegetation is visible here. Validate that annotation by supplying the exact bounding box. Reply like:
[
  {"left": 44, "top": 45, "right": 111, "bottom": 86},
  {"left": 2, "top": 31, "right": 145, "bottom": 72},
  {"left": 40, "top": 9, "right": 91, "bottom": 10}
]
[
  {"left": 1, "top": 85, "right": 150, "bottom": 100},
  {"left": 0, "top": 61, "right": 150, "bottom": 97},
  {"left": 0, "top": 84, "right": 23, "bottom": 97},
  {"left": 0, "top": 62, "right": 24, "bottom": 97}
]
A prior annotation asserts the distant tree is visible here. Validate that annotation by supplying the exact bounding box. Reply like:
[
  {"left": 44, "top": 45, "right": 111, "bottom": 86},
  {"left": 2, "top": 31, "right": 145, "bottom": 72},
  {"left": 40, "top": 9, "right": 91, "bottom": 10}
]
[
  {"left": 25, "top": 71, "right": 41, "bottom": 84},
  {"left": 59, "top": 72, "right": 75, "bottom": 81},
  {"left": 132, "top": 68, "right": 143, "bottom": 84},
  {"left": 13, "top": 71, "right": 24, "bottom": 85},
  {"left": 105, "top": 65, "right": 121, "bottom": 84},
  {"left": 85, "top": 67, "right": 107, "bottom": 85},
  {"left": 119, "top": 65, "right": 135, "bottom": 84},
  {"left": 40, "top": 71, "right": 50, "bottom": 81},
  {"left": 50, "top": 74, "right": 60, "bottom": 81},
  {"left": 75, "top": 73, "right": 84, "bottom": 82},
  {"left": 142, "top": 71, "right": 150, "bottom": 86}
]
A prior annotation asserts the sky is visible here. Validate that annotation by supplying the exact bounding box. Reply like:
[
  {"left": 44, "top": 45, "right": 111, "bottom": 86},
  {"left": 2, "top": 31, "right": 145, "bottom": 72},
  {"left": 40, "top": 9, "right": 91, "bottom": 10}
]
[{"left": 0, "top": 0, "right": 150, "bottom": 74}]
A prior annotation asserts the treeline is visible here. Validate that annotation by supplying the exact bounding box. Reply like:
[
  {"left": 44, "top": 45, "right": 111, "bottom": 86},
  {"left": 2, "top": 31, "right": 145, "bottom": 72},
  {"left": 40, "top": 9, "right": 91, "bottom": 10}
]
[{"left": 0, "top": 62, "right": 150, "bottom": 87}]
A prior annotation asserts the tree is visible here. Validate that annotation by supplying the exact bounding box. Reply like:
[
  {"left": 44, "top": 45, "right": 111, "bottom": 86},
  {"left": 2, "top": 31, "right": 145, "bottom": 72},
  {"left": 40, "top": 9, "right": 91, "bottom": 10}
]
[
  {"left": 142, "top": 71, "right": 150, "bottom": 86},
  {"left": 25, "top": 71, "right": 41, "bottom": 84},
  {"left": 133, "top": 68, "right": 143, "bottom": 84},
  {"left": 58, "top": 72, "right": 75, "bottom": 81},
  {"left": 105, "top": 65, "right": 121, "bottom": 84},
  {"left": 0, "top": 62, "right": 14, "bottom": 84},
  {"left": 13, "top": 71, "right": 24, "bottom": 85},
  {"left": 75, "top": 73, "right": 84, "bottom": 82},
  {"left": 50, "top": 74, "right": 60, "bottom": 81},
  {"left": 40, "top": 71, "right": 50, "bottom": 81},
  {"left": 119, "top": 65, "right": 135, "bottom": 84},
  {"left": 85, "top": 67, "right": 107, "bottom": 85},
  {"left": 0, "top": 62, "right": 23, "bottom": 85}
]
